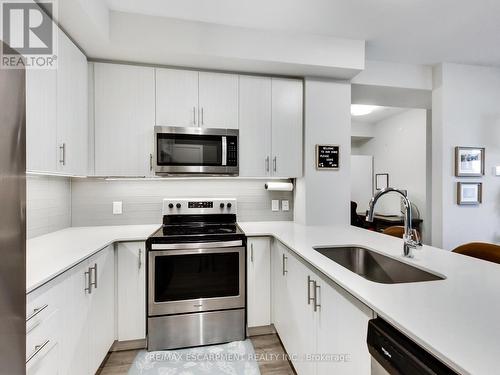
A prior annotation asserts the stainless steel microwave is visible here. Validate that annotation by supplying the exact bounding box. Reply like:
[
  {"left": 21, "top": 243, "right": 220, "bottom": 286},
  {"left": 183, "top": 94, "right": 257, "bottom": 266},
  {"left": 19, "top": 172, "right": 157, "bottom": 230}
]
[{"left": 154, "top": 126, "right": 239, "bottom": 175}]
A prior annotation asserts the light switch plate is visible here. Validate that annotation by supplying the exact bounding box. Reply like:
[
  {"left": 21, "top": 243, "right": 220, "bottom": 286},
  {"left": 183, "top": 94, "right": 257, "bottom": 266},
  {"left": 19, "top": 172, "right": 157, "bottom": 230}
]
[
  {"left": 271, "top": 200, "right": 280, "bottom": 211},
  {"left": 495, "top": 166, "right": 500, "bottom": 176},
  {"left": 281, "top": 200, "right": 290, "bottom": 211},
  {"left": 113, "top": 201, "right": 123, "bottom": 215}
]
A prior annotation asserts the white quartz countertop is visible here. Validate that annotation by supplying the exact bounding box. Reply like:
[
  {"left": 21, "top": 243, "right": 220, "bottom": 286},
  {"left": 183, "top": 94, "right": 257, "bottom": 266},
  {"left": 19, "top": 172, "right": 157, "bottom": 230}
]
[
  {"left": 27, "top": 221, "right": 500, "bottom": 374},
  {"left": 239, "top": 221, "right": 500, "bottom": 375},
  {"left": 27, "top": 225, "right": 160, "bottom": 293}
]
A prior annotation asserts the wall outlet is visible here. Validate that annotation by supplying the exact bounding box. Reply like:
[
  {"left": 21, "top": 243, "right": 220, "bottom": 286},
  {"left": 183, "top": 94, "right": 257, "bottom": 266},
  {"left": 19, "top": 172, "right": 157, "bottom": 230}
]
[
  {"left": 271, "top": 200, "right": 280, "bottom": 212},
  {"left": 495, "top": 166, "right": 500, "bottom": 176},
  {"left": 281, "top": 200, "right": 290, "bottom": 211},
  {"left": 113, "top": 201, "right": 123, "bottom": 215}
]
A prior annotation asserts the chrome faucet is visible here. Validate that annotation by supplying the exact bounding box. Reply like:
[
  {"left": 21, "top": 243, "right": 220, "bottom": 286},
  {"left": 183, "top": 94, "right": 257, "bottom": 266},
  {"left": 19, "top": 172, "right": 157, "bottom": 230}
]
[{"left": 366, "top": 187, "right": 422, "bottom": 258}]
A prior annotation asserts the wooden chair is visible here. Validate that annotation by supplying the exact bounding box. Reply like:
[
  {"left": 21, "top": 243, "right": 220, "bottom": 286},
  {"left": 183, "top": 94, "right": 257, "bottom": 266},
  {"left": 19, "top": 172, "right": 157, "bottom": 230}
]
[
  {"left": 382, "top": 226, "right": 406, "bottom": 238},
  {"left": 452, "top": 242, "right": 500, "bottom": 264}
]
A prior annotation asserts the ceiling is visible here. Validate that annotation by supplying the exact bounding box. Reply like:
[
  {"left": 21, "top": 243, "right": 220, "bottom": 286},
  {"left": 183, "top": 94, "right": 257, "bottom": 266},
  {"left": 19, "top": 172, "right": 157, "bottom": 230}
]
[
  {"left": 351, "top": 106, "right": 409, "bottom": 124},
  {"left": 105, "top": 0, "right": 500, "bottom": 67}
]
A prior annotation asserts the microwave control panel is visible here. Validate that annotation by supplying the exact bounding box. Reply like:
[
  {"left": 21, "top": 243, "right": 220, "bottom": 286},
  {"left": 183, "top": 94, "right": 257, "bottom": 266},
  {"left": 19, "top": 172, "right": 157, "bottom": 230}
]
[{"left": 226, "top": 136, "right": 238, "bottom": 166}]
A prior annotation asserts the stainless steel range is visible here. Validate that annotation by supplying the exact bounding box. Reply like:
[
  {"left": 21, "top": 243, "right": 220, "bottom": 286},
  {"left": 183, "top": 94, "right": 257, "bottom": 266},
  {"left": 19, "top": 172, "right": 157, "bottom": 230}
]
[{"left": 146, "top": 198, "right": 246, "bottom": 351}]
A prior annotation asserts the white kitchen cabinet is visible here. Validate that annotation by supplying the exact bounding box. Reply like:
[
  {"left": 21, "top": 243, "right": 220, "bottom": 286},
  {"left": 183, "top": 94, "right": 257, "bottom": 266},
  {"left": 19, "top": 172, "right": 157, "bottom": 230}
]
[
  {"left": 94, "top": 63, "right": 155, "bottom": 177},
  {"left": 56, "top": 29, "right": 88, "bottom": 176},
  {"left": 198, "top": 72, "right": 239, "bottom": 129},
  {"left": 271, "top": 241, "right": 373, "bottom": 375},
  {"left": 88, "top": 248, "right": 116, "bottom": 372},
  {"left": 238, "top": 76, "right": 272, "bottom": 176},
  {"left": 316, "top": 274, "right": 373, "bottom": 375},
  {"left": 155, "top": 68, "right": 199, "bottom": 126},
  {"left": 26, "top": 69, "right": 57, "bottom": 173},
  {"left": 247, "top": 238, "right": 271, "bottom": 328},
  {"left": 271, "top": 78, "right": 303, "bottom": 178},
  {"left": 117, "top": 242, "right": 146, "bottom": 341}
]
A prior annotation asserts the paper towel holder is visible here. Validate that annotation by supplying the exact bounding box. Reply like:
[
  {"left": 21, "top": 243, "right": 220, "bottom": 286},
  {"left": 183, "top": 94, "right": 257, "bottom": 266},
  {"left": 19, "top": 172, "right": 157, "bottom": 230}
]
[{"left": 264, "top": 181, "right": 294, "bottom": 191}]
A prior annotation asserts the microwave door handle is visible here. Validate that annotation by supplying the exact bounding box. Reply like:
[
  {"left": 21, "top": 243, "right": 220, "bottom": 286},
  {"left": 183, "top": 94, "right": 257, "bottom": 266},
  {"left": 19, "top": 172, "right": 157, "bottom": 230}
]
[{"left": 222, "top": 136, "right": 227, "bottom": 166}]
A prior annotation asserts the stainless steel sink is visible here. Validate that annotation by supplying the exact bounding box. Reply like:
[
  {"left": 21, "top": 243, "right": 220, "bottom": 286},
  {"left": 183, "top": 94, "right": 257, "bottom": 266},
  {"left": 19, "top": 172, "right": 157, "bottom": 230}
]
[{"left": 314, "top": 246, "right": 444, "bottom": 284}]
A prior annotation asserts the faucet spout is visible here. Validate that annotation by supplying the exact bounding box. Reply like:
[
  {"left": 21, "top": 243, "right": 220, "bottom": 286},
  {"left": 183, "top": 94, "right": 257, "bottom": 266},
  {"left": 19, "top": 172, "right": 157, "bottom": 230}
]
[{"left": 365, "top": 187, "right": 422, "bottom": 258}]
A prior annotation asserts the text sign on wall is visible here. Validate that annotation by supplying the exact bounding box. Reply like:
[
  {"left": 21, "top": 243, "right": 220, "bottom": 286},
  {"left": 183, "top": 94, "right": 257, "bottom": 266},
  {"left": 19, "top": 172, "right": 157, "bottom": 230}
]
[{"left": 316, "top": 144, "right": 339, "bottom": 170}]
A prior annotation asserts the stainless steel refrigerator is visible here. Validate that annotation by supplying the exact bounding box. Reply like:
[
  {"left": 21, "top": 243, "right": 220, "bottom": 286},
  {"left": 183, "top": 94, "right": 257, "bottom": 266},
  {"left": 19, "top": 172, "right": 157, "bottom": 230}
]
[{"left": 0, "top": 40, "right": 26, "bottom": 374}]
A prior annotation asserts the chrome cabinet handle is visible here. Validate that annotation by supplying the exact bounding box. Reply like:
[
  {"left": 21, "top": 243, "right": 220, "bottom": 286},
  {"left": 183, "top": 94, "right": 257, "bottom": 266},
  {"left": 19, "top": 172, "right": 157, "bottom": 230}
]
[
  {"left": 282, "top": 254, "right": 288, "bottom": 276},
  {"left": 149, "top": 154, "right": 153, "bottom": 171},
  {"left": 273, "top": 156, "right": 277, "bottom": 172},
  {"left": 201, "top": 107, "right": 204, "bottom": 125},
  {"left": 26, "top": 304, "right": 48, "bottom": 322},
  {"left": 265, "top": 156, "right": 270, "bottom": 172},
  {"left": 90, "top": 263, "right": 97, "bottom": 289},
  {"left": 59, "top": 143, "right": 66, "bottom": 165},
  {"left": 26, "top": 339, "right": 50, "bottom": 364},
  {"left": 193, "top": 106, "right": 196, "bottom": 125},
  {"left": 250, "top": 243, "right": 254, "bottom": 263},
  {"left": 307, "top": 276, "right": 315, "bottom": 305},
  {"left": 313, "top": 280, "right": 321, "bottom": 312},
  {"left": 84, "top": 269, "right": 92, "bottom": 294},
  {"left": 138, "top": 249, "right": 142, "bottom": 269}
]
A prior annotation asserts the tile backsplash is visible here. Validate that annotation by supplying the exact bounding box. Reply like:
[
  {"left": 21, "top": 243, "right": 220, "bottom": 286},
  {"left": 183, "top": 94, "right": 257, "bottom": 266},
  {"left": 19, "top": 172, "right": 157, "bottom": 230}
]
[
  {"left": 27, "top": 175, "right": 72, "bottom": 238},
  {"left": 71, "top": 178, "right": 294, "bottom": 226}
]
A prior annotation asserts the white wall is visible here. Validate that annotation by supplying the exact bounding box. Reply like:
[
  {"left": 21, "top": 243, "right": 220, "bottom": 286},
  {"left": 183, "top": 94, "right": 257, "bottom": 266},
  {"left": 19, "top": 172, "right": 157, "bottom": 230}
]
[
  {"left": 432, "top": 63, "right": 500, "bottom": 250},
  {"left": 295, "top": 78, "right": 351, "bottom": 225},
  {"left": 27, "top": 175, "right": 72, "bottom": 238},
  {"left": 354, "top": 109, "right": 428, "bottom": 242}
]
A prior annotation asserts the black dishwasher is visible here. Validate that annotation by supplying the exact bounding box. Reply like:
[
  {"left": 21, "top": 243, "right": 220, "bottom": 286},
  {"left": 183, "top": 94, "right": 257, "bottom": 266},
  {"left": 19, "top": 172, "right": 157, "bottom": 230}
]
[{"left": 367, "top": 318, "right": 459, "bottom": 375}]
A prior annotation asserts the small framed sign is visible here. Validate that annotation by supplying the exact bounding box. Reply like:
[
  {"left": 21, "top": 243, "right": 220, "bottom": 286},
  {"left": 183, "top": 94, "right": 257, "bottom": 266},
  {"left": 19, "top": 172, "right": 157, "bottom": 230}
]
[
  {"left": 316, "top": 145, "right": 339, "bottom": 170},
  {"left": 457, "top": 182, "right": 482, "bottom": 205},
  {"left": 375, "top": 173, "right": 389, "bottom": 190}
]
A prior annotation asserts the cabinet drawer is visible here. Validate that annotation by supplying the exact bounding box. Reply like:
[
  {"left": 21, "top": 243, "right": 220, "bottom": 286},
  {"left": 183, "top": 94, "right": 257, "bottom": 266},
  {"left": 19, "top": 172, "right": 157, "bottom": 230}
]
[
  {"left": 26, "top": 308, "right": 60, "bottom": 374},
  {"left": 26, "top": 281, "right": 61, "bottom": 333}
]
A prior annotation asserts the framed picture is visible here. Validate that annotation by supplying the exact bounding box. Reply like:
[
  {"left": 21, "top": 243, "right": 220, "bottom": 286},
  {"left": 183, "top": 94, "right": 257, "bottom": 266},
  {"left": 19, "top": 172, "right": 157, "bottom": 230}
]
[
  {"left": 455, "top": 147, "right": 485, "bottom": 177},
  {"left": 457, "top": 182, "right": 482, "bottom": 205},
  {"left": 375, "top": 173, "right": 389, "bottom": 190},
  {"left": 316, "top": 144, "right": 340, "bottom": 170}
]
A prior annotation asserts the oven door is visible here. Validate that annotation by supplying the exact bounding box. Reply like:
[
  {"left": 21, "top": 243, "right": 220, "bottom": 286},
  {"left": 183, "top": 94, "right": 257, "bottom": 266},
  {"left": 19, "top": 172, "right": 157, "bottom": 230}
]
[
  {"left": 148, "top": 244, "right": 245, "bottom": 316},
  {"left": 154, "top": 126, "right": 238, "bottom": 175}
]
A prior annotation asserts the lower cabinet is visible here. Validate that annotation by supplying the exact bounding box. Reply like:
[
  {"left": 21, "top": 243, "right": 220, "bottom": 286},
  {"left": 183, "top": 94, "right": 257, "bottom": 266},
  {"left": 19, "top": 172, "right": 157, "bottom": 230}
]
[
  {"left": 26, "top": 245, "right": 115, "bottom": 375},
  {"left": 271, "top": 240, "right": 373, "bottom": 375},
  {"left": 117, "top": 242, "right": 146, "bottom": 341},
  {"left": 247, "top": 237, "right": 271, "bottom": 328}
]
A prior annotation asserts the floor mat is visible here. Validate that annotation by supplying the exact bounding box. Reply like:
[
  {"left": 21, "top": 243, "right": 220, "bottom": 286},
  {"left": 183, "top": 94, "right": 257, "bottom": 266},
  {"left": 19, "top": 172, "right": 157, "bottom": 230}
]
[{"left": 128, "top": 340, "right": 261, "bottom": 375}]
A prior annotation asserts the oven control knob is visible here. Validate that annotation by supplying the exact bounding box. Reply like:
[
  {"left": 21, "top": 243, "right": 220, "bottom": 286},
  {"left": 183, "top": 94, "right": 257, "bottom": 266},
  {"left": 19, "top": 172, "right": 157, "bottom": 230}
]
[
  {"left": 176, "top": 203, "right": 181, "bottom": 209},
  {"left": 220, "top": 203, "right": 225, "bottom": 209},
  {"left": 227, "top": 203, "right": 232, "bottom": 209},
  {"left": 168, "top": 203, "right": 174, "bottom": 209}
]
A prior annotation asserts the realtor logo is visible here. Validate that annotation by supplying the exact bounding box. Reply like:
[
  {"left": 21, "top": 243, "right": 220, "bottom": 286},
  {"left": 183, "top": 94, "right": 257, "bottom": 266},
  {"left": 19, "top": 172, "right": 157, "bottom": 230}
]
[{"left": 1, "top": 1, "right": 57, "bottom": 69}]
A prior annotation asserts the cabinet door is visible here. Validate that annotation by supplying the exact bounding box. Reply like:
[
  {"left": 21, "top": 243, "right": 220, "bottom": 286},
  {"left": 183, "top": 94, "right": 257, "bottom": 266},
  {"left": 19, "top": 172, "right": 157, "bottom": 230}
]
[
  {"left": 316, "top": 275, "right": 373, "bottom": 375},
  {"left": 117, "top": 242, "right": 146, "bottom": 341},
  {"left": 26, "top": 69, "right": 57, "bottom": 173},
  {"left": 62, "top": 261, "right": 91, "bottom": 375},
  {"left": 88, "top": 246, "right": 115, "bottom": 373},
  {"left": 239, "top": 76, "right": 272, "bottom": 177},
  {"left": 56, "top": 30, "right": 88, "bottom": 176},
  {"left": 247, "top": 238, "right": 271, "bottom": 328},
  {"left": 155, "top": 68, "right": 199, "bottom": 126},
  {"left": 94, "top": 63, "right": 155, "bottom": 176},
  {"left": 198, "top": 72, "right": 239, "bottom": 129},
  {"left": 271, "top": 78, "right": 303, "bottom": 177},
  {"left": 284, "top": 251, "right": 316, "bottom": 375}
]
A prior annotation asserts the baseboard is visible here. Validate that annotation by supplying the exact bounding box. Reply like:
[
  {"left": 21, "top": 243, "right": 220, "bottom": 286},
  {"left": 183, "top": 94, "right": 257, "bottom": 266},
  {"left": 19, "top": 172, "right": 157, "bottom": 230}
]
[
  {"left": 248, "top": 324, "right": 276, "bottom": 337},
  {"left": 111, "top": 339, "right": 147, "bottom": 352}
]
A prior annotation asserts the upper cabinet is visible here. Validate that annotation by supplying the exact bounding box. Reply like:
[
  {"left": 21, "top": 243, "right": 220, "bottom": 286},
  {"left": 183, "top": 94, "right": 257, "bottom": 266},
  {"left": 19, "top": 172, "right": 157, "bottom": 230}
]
[
  {"left": 239, "top": 76, "right": 303, "bottom": 178},
  {"left": 26, "top": 28, "right": 88, "bottom": 176},
  {"left": 198, "top": 72, "right": 238, "bottom": 129},
  {"left": 155, "top": 69, "right": 239, "bottom": 129},
  {"left": 56, "top": 30, "right": 88, "bottom": 176},
  {"left": 155, "top": 68, "right": 199, "bottom": 127},
  {"left": 93, "top": 63, "right": 155, "bottom": 177}
]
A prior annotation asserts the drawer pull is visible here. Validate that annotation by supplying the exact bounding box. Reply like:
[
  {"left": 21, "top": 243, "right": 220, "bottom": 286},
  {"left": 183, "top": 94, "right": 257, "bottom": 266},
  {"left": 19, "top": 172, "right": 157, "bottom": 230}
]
[
  {"left": 26, "top": 304, "right": 48, "bottom": 322},
  {"left": 26, "top": 339, "right": 50, "bottom": 363}
]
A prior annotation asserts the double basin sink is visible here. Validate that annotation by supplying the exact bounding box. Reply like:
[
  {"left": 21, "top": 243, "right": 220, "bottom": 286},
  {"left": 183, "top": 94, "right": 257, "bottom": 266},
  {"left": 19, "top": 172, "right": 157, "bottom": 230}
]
[{"left": 314, "top": 246, "right": 444, "bottom": 284}]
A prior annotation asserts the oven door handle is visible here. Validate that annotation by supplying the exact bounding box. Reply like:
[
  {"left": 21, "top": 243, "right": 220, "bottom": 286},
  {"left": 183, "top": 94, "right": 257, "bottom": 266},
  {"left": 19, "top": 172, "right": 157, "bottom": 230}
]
[{"left": 151, "top": 240, "right": 243, "bottom": 250}]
